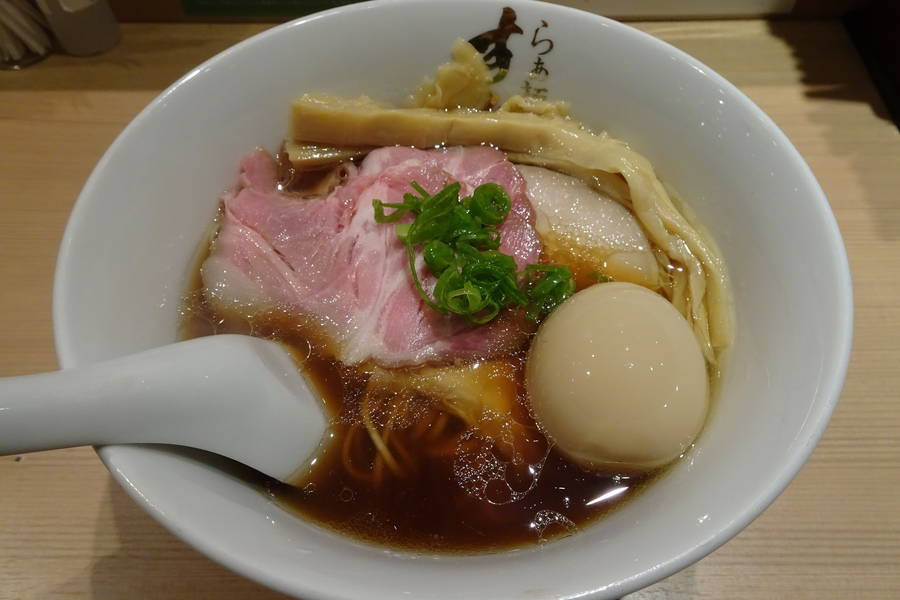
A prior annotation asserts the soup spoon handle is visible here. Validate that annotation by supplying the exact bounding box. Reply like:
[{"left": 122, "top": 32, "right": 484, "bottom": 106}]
[{"left": 0, "top": 335, "right": 326, "bottom": 482}]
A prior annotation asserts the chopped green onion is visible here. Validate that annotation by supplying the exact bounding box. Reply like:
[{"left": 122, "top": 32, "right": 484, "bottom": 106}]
[
  {"left": 588, "top": 271, "right": 613, "bottom": 283},
  {"left": 373, "top": 181, "right": 575, "bottom": 324}
]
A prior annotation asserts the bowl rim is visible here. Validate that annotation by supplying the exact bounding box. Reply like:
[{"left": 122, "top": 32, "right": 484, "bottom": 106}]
[{"left": 52, "top": 0, "right": 854, "bottom": 598}]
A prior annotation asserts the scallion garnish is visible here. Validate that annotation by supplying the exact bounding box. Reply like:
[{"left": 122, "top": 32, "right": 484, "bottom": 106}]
[{"left": 373, "top": 181, "right": 575, "bottom": 324}]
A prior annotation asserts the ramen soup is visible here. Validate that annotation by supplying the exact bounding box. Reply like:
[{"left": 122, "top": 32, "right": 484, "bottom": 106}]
[{"left": 180, "top": 39, "right": 732, "bottom": 552}]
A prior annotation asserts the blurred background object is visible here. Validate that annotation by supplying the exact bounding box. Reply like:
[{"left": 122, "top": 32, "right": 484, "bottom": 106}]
[
  {"left": 36, "top": 0, "right": 119, "bottom": 56},
  {"left": 844, "top": 0, "right": 900, "bottom": 127},
  {"left": 106, "top": 0, "right": 869, "bottom": 21},
  {"left": 0, "top": 0, "right": 118, "bottom": 69},
  {"left": 0, "top": 0, "right": 54, "bottom": 69}
]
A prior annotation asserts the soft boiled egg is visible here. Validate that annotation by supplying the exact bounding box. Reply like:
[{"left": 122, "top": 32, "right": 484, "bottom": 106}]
[{"left": 526, "top": 282, "right": 708, "bottom": 472}]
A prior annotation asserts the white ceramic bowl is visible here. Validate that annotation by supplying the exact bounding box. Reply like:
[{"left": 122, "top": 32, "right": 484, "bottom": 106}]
[{"left": 52, "top": 1, "right": 853, "bottom": 598}]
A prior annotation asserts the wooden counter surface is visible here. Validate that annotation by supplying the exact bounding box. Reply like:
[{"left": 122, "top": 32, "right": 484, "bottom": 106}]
[{"left": 1, "top": 19, "right": 898, "bottom": 600}]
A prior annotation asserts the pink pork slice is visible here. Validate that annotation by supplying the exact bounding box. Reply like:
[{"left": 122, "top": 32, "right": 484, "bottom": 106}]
[{"left": 201, "top": 145, "right": 542, "bottom": 367}]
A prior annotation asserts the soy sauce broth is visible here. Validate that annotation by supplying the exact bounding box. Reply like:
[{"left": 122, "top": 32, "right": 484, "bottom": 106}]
[{"left": 180, "top": 282, "right": 658, "bottom": 553}]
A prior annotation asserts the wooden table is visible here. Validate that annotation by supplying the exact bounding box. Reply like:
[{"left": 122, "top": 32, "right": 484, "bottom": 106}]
[{"left": 1, "top": 20, "right": 898, "bottom": 599}]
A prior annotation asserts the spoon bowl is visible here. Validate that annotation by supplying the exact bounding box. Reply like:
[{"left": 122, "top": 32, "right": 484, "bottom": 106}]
[{"left": 0, "top": 335, "right": 327, "bottom": 483}]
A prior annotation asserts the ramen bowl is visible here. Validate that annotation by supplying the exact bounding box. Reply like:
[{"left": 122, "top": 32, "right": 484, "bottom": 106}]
[{"left": 52, "top": 0, "right": 852, "bottom": 598}]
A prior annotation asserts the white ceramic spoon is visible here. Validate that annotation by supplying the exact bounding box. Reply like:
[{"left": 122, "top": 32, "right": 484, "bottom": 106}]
[{"left": 0, "top": 335, "right": 327, "bottom": 483}]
